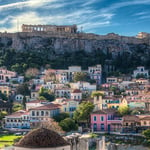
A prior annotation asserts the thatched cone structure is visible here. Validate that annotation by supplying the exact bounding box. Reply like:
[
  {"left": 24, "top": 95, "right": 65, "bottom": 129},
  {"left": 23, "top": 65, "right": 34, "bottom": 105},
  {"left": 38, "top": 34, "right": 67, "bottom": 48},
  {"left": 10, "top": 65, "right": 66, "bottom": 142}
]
[{"left": 14, "top": 128, "right": 70, "bottom": 150}]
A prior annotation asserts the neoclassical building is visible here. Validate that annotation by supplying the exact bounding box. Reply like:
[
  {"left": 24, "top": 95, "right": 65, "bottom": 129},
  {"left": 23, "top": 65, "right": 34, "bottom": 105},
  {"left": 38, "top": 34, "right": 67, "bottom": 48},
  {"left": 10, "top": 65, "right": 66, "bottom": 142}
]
[{"left": 22, "top": 24, "right": 77, "bottom": 34}]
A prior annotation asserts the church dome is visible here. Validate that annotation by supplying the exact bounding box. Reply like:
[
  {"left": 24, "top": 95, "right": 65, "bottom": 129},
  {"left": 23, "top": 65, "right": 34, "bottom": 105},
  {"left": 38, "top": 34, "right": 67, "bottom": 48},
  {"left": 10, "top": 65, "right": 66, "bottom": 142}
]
[{"left": 15, "top": 128, "right": 69, "bottom": 148}]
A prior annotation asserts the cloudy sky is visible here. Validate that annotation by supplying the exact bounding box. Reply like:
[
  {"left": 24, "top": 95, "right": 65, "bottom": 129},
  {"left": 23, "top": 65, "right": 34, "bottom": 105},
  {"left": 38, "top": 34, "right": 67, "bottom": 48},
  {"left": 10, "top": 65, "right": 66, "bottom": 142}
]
[{"left": 0, "top": 0, "right": 150, "bottom": 36}]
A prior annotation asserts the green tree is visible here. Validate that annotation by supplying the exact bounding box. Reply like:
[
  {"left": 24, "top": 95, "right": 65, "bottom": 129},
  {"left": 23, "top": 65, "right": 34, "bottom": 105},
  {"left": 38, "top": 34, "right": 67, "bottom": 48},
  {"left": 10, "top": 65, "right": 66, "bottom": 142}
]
[
  {"left": 39, "top": 96, "right": 47, "bottom": 100},
  {"left": 53, "top": 113, "right": 70, "bottom": 122},
  {"left": 39, "top": 87, "right": 55, "bottom": 102},
  {"left": 12, "top": 103, "right": 23, "bottom": 112},
  {"left": 0, "top": 111, "right": 8, "bottom": 120},
  {"left": 143, "top": 129, "right": 150, "bottom": 139},
  {"left": 118, "top": 106, "right": 130, "bottom": 116},
  {"left": 22, "top": 96, "right": 26, "bottom": 109},
  {"left": 73, "top": 101, "right": 94, "bottom": 126},
  {"left": 91, "top": 91, "right": 103, "bottom": 98},
  {"left": 73, "top": 72, "right": 89, "bottom": 82},
  {"left": 16, "top": 83, "right": 30, "bottom": 96},
  {"left": 59, "top": 118, "right": 78, "bottom": 132},
  {"left": 0, "top": 91, "right": 8, "bottom": 101}
]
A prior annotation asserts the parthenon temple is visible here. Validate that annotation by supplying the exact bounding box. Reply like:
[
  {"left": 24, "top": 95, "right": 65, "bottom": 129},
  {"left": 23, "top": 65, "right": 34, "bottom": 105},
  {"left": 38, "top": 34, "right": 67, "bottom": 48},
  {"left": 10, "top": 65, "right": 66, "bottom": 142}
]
[{"left": 22, "top": 24, "right": 77, "bottom": 33}]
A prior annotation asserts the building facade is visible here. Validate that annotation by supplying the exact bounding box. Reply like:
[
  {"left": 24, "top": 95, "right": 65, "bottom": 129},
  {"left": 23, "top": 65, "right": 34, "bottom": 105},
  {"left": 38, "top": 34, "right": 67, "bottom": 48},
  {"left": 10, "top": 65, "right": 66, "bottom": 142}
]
[
  {"left": 4, "top": 110, "right": 30, "bottom": 129},
  {"left": 133, "top": 66, "right": 149, "bottom": 78},
  {"left": 91, "top": 109, "right": 122, "bottom": 132}
]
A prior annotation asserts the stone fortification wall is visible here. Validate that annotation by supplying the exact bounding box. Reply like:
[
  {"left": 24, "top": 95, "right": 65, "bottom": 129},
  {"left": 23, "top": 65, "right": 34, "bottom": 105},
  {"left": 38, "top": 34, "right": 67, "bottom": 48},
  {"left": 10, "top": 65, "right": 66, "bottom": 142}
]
[
  {"left": 0, "top": 31, "right": 150, "bottom": 54},
  {"left": 0, "top": 31, "right": 150, "bottom": 44}
]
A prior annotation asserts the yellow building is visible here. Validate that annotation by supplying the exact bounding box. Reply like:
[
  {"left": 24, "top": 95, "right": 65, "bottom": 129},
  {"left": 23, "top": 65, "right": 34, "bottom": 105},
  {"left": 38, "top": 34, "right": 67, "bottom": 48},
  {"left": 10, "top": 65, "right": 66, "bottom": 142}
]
[
  {"left": 107, "top": 98, "right": 128, "bottom": 109},
  {"left": 0, "top": 85, "right": 11, "bottom": 96}
]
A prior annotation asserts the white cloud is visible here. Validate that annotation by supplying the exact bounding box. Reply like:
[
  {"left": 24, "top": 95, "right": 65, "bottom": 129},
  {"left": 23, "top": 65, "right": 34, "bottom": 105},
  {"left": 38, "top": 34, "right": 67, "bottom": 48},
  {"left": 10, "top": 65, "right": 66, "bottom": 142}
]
[
  {"left": 139, "top": 15, "right": 150, "bottom": 19},
  {"left": 101, "top": 0, "right": 150, "bottom": 13},
  {"left": 0, "top": 0, "right": 114, "bottom": 33},
  {"left": 79, "top": 21, "right": 110, "bottom": 31},
  {"left": 0, "top": 0, "right": 58, "bottom": 11},
  {"left": 82, "top": 0, "right": 100, "bottom": 6},
  {"left": 0, "top": 12, "right": 42, "bottom": 32},
  {"left": 134, "top": 11, "right": 148, "bottom": 16}
]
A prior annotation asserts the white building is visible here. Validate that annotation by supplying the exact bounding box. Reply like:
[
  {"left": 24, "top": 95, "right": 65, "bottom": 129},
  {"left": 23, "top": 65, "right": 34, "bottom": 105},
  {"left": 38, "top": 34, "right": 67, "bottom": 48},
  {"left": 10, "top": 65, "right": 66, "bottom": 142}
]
[
  {"left": 106, "top": 77, "right": 118, "bottom": 83},
  {"left": 68, "top": 66, "right": 82, "bottom": 81},
  {"left": 42, "top": 81, "right": 64, "bottom": 91},
  {"left": 70, "top": 81, "right": 96, "bottom": 93},
  {"left": 33, "top": 79, "right": 44, "bottom": 85},
  {"left": 4, "top": 110, "right": 30, "bottom": 129},
  {"left": 133, "top": 66, "right": 149, "bottom": 78},
  {"left": 30, "top": 90, "right": 39, "bottom": 101},
  {"left": 88, "top": 64, "right": 102, "bottom": 84},
  {"left": 54, "top": 98, "right": 79, "bottom": 114},
  {"left": 29, "top": 103, "right": 60, "bottom": 127},
  {"left": 55, "top": 88, "right": 71, "bottom": 98},
  {"left": 15, "top": 94, "right": 24, "bottom": 102},
  {"left": 71, "top": 89, "right": 82, "bottom": 100},
  {"left": 56, "top": 70, "right": 68, "bottom": 84},
  {"left": 26, "top": 100, "right": 47, "bottom": 111}
]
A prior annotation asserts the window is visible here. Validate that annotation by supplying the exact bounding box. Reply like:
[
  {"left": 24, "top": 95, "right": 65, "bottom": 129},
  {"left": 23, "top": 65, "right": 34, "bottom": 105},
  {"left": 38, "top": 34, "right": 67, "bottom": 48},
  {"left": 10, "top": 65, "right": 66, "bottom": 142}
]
[
  {"left": 126, "top": 123, "right": 128, "bottom": 126},
  {"left": 32, "top": 111, "right": 35, "bottom": 116},
  {"left": 94, "top": 116, "right": 97, "bottom": 121},
  {"left": 108, "top": 115, "right": 111, "bottom": 120},
  {"left": 101, "top": 124, "right": 104, "bottom": 131},
  {"left": 101, "top": 116, "right": 104, "bottom": 121},
  {"left": 36, "top": 111, "right": 39, "bottom": 116},
  {"left": 41, "top": 111, "right": 44, "bottom": 116},
  {"left": 45, "top": 111, "right": 49, "bottom": 116},
  {"left": 144, "top": 121, "right": 147, "bottom": 125}
]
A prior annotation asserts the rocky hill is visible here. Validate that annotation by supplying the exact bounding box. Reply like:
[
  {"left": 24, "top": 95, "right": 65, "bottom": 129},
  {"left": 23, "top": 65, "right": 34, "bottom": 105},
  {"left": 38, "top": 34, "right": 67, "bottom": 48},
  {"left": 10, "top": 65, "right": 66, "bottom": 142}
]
[{"left": 0, "top": 32, "right": 150, "bottom": 74}]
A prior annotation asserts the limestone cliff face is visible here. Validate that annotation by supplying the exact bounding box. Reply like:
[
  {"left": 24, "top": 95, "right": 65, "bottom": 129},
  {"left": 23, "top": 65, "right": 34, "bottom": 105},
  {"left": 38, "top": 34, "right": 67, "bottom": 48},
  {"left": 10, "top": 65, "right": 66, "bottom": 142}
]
[{"left": 0, "top": 32, "right": 150, "bottom": 56}]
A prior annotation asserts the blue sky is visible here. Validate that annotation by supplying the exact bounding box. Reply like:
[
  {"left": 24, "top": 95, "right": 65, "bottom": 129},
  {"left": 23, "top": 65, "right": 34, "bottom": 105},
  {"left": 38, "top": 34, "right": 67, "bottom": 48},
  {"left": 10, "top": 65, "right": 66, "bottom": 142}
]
[{"left": 0, "top": 0, "right": 150, "bottom": 36}]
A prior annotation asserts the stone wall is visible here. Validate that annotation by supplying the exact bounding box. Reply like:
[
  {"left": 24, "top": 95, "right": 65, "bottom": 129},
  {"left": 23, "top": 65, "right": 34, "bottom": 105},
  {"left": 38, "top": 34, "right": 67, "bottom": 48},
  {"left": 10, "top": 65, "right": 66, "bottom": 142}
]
[{"left": 0, "top": 31, "right": 150, "bottom": 55}]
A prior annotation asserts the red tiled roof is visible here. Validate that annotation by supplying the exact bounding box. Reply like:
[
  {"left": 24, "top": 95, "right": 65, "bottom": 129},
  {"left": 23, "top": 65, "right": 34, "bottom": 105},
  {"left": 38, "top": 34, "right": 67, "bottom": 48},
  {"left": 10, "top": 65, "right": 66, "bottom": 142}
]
[
  {"left": 123, "top": 115, "right": 140, "bottom": 122},
  {"left": 72, "top": 89, "right": 81, "bottom": 93},
  {"left": 26, "top": 100, "right": 47, "bottom": 104},
  {"left": 140, "top": 116, "right": 150, "bottom": 120},
  {"left": 30, "top": 103, "right": 61, "bottom": 110},
  {"left": 6, "top": 110, "right": 29, "bottom": 117}
]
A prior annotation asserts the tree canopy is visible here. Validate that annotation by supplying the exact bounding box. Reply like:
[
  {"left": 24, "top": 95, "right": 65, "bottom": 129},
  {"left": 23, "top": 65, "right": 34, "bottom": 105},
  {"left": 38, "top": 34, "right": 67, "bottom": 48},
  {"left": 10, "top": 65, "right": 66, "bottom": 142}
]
[
  {"left": 73, "top": 101, "right": 94, "bottom": 125},
  {"left": 39, "top": 87, "right": 55, "bottom": 102},
  {"left": 73, "top": 72, "right": 89, "bottom": 82},
  {"left": 53, "top": 113, "right": 70, "bottom": 122},
  {"left": 143, "top": 129, "right": 150, "bottom": 139},
  {"left": 16, "top": 83, "right": 30, "bottom": 96},
  {"left": 59, "top": 118, "right": 78, "bottom": 132},
  {"left": 0, "top": 111, "right": 8, "bottom": 120},
  {"left": 118, "top": 106, "right": 130, "bottom": 116},
  {"left": 91, "top": 91, "right": 103, "bottom": 98}
]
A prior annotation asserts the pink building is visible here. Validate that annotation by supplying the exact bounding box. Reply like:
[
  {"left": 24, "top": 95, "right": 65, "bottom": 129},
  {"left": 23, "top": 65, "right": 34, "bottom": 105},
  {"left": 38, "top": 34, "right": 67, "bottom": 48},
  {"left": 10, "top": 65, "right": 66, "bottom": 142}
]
[
  {"left": 0, "top": 68, "right": 16, "bottom": 82},
  {"left": 91, "top": 109, "right": 122, "bottom": 132}
]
